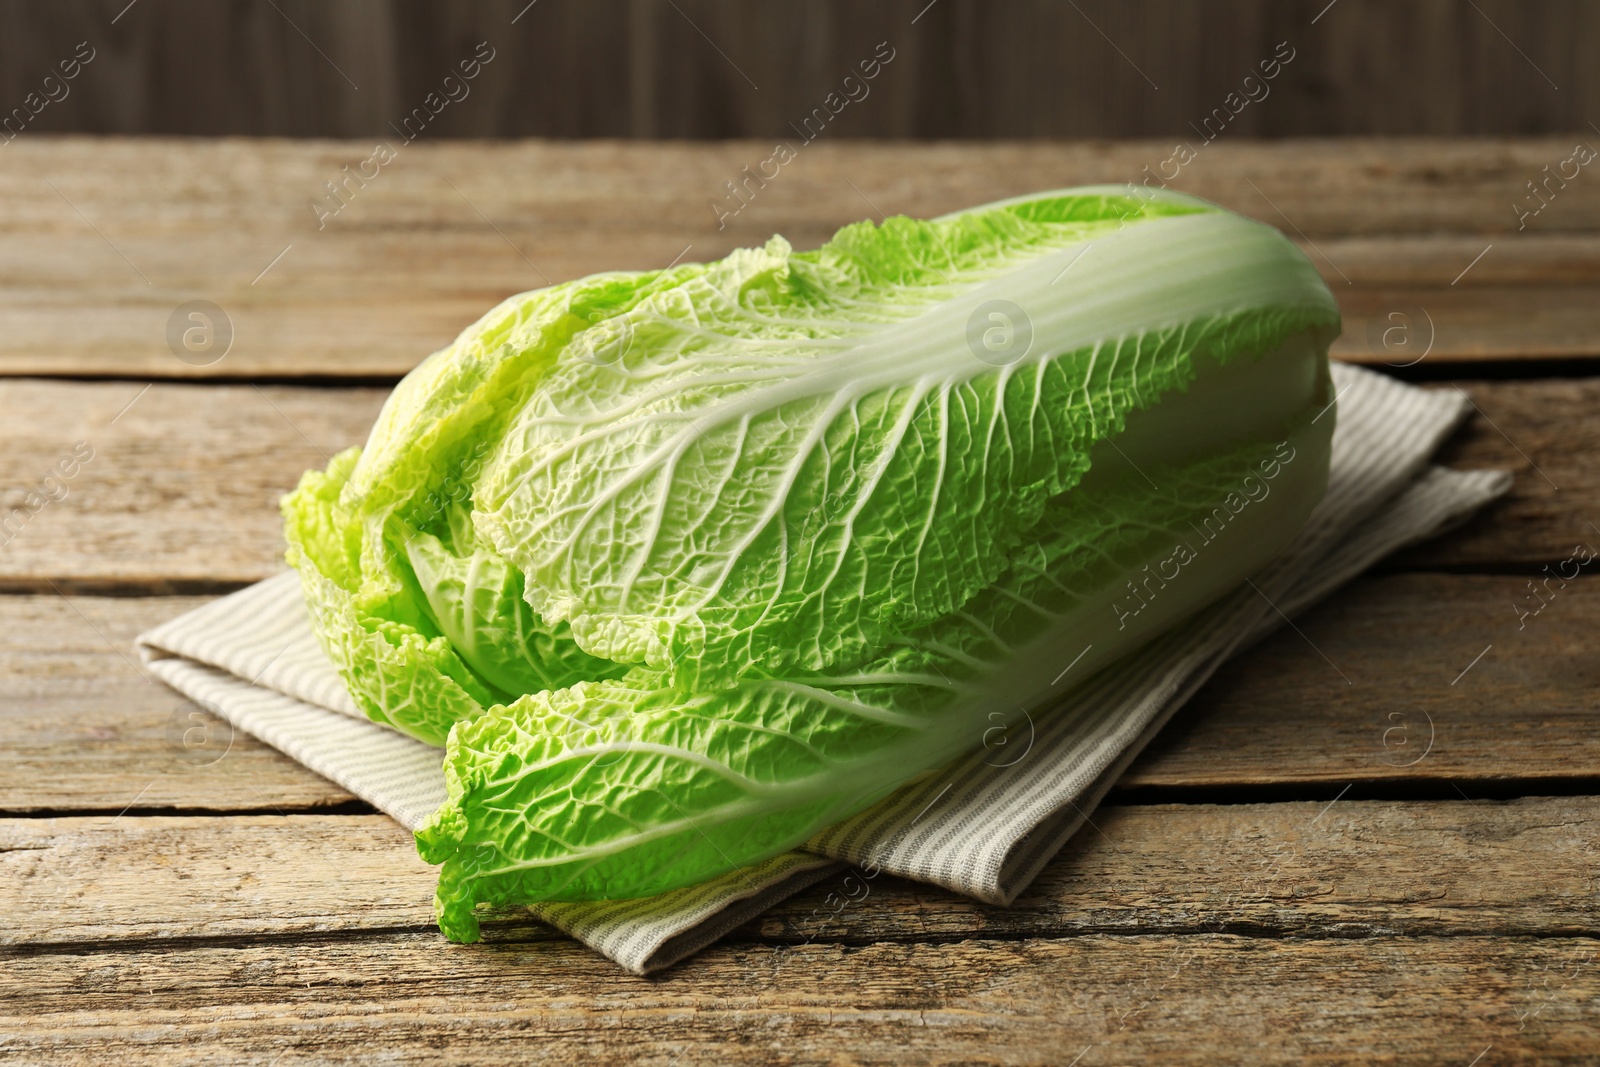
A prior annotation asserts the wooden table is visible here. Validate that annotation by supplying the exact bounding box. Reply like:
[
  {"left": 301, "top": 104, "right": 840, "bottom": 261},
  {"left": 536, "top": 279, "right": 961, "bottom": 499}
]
[{"left": 1, "top": 137, "right": 1595, "bottom": 1065}]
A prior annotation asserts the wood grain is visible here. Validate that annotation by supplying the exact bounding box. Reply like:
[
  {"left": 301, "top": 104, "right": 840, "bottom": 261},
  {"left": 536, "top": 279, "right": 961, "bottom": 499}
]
[
  {"left": 0, "top": 376, "right": 1578, "bottom": 595},
  {"left": 1125, "top": 573, "right": 1600, "bottom": 791},
  {"left": 6, "top": 1, "right": 1599, "bottom": 140},
  {"left": 0, "top": 594, "right": 353, "bottom": 814},
  {"left": 2, "top": 932, "right": 1592, "bottom": 1065},
  {"left": 0, "top": 379, "right": 386, "bottom": 591},
  {"left": 5, "top": 797, "right": 1597, "bottom": 948},
  {"left": 0, "top": 138, "right": 1595, "bottom": 379},
  {"left": 1329, "top": 237, "right": 1600, "bottom": 363},
  {"left": 0, "top": 573, "right": 1590, "bottom": 814},
  {"left": 1398, "top": 378, "right": 1600, "bottom": 570}
]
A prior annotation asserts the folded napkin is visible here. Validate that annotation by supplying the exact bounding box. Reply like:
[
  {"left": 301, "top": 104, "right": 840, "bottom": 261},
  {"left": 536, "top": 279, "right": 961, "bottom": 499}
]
[{"left": 137, "top": 364, "right": 1511, "bottom": 973}]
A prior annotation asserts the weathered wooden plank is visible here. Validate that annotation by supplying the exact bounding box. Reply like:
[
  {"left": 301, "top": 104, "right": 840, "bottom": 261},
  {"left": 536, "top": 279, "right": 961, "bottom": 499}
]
[
  {"left": 1125, "top": 573, "right": 1600, "bottom": 791},
  {"left": 0, "top": 139, "right": 1595, "bottom": 378},
  {"left": 0, "top": 231, "right": 1590, "bottom": 376},
  {"left": 0, "top": 594, "right": 353, "bottom": 814},
  {"left": 0, "top": 572, "right": 1592, "bottom": 813},
  {"left": 0, "top": 376, "right": 1580, "bottom": 592},
  {"left": 1400, "top": 378, "right": 1598, "bottom": 570},
  {"left": 1329, "top": 236, "right": 1600, "bottom": 363},
  {"left": 0, "top": 379, "right": 385, "bottom": 591},
  {"left": 1, "top": 931, "right": 1590, "bottom": 1065},
  {"left": 4, "top": 797, "right": 1595, "bottom": 948}
]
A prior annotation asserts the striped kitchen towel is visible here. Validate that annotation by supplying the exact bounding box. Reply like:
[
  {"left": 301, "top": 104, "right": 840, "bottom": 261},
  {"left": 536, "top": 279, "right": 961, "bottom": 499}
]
[{"left": 137, "top": 363, "right": 1511, "bottom": 974}]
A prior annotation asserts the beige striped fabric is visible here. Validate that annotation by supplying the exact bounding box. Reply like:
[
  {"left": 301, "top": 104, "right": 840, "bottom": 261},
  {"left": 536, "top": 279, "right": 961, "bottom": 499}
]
[{"left": 137, "top": 364, "right": 1511, "bottom": 973}]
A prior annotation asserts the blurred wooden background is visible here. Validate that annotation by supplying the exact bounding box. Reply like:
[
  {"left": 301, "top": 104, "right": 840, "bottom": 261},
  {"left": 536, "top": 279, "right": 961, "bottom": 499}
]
[{"left": 0, "top": 0, "right": 1589, "bottom": 140}]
